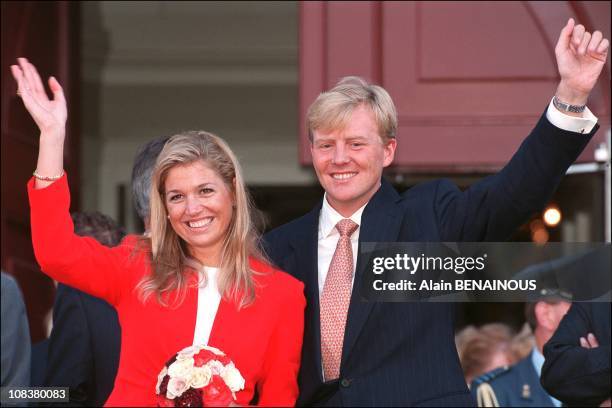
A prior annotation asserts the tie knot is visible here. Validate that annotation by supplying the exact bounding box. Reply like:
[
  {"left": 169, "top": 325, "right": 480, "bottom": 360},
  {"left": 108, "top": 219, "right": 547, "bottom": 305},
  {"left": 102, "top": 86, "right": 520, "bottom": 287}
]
[{"left": 336, "top": 219, "right": 358, "bottom": 237}]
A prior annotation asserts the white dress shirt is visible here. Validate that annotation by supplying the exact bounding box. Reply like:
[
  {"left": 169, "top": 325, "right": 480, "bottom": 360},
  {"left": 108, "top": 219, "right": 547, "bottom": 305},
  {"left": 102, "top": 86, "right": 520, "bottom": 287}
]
[{"left": 192, "top": 266, "right": 221, "bottom": 346}]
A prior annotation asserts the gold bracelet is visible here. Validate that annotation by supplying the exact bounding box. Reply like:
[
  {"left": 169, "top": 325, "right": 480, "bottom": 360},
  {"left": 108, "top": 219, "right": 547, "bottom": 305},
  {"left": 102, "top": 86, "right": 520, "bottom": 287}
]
[{"left": 33, "top": 169, "right": 64, "bottom": 181}]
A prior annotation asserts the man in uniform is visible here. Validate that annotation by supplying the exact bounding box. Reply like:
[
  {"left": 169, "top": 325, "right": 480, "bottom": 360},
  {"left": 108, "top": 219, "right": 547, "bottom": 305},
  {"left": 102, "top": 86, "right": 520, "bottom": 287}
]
[{"left": 471, "top": 289, "right": 572, "bottom": 407}]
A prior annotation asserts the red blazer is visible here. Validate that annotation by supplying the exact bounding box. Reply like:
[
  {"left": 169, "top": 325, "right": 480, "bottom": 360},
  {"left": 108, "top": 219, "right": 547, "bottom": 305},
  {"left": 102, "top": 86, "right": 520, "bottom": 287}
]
[{"left": 28, "top": 175, "right": 305, "bottom": 407}]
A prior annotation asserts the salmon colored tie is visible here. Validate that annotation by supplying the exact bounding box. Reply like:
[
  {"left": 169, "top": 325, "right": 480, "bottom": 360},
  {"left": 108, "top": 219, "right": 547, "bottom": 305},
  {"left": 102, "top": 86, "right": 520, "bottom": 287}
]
[{"left": 320, "top": 218, "right": 358, "bottom": 381}]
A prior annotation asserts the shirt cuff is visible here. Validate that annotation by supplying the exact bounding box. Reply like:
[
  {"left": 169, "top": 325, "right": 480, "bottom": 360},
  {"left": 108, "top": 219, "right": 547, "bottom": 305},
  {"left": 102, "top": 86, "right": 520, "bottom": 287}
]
[{"left": 546, "top": 97, "right": 598, "bottom": 134}]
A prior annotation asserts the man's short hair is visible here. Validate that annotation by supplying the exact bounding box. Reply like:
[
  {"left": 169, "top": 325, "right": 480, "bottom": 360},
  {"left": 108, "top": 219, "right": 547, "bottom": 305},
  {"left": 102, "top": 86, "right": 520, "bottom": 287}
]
[
  {"left": 71, "top": 211, "right": 125, "bottom": 248},
  {"left": 457, "top": 323, "right": 516, "bottom": 382},
  {"left": 131, "top": 136, "right": 170, "bottom": 222},
  {"left": 307, "top": 76, "right": 398, "bottom": 143}
]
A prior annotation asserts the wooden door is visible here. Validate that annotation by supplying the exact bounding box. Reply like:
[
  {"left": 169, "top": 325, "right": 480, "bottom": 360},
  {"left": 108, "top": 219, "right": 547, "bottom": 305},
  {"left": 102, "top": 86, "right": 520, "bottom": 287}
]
[
  {"left": 299, "top": 1, "right": 611, "bottom": 171},
  {"left": 1, "top": 1, "right": 80, "bottom": 342}
]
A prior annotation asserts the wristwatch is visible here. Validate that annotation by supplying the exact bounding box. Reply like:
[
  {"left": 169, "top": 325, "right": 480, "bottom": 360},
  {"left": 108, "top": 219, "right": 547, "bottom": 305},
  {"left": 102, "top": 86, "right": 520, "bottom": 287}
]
[{"left": 553, "top": 95, "right": 586, "bottom": 113}]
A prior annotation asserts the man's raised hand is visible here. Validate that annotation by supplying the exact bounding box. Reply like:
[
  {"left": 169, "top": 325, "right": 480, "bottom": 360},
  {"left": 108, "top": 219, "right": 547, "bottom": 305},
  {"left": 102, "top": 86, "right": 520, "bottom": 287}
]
[{"left": 555, "top": 18, "right": 609, "bottom": 106}]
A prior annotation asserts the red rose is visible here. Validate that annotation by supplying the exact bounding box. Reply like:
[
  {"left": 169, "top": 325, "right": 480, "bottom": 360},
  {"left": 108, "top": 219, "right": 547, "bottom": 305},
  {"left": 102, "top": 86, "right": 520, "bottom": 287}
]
[
  {"left": 156, "top": 394, "right": 175, "bottom": 407},
  {"left": 193, "top": 349, "right": 217, "bottom": 367},
  {"left": 159, "top": 375, "right": 170, "bottom": 396},
  {"left": 176, "top": 388, "right": 203, "bottom": 407},
  {"left": 215, "top": 354, "right": 231, "bottom": 366},
  {"left": 202, "top": 376, "right": 234, "bottom": 407}
]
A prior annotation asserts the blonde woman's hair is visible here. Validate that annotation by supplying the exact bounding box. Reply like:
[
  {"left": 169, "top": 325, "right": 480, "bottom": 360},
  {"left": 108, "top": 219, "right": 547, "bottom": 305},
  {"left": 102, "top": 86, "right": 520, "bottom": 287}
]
[
  {"left": 307, "top": 76, "right": 398, "bottom": 142},
  {"left": 136, "top": 130, "right": 264, "bottom": 308}
]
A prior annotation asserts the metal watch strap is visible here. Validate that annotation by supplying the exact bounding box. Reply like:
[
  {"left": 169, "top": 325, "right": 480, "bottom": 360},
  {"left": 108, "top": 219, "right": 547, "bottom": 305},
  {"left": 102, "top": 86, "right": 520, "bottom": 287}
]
[{"left": 553, "top": 96, "right": 586, "bottom": 113}]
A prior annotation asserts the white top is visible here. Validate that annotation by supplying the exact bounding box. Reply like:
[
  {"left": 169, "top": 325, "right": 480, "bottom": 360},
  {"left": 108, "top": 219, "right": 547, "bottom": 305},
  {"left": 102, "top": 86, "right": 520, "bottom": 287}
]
[
  {"left": 317, "top": 195, "right": 367, "bottom": 297},
  {"left": 315, "top": 102, "right": 598, "bottom": 299},
  {"left": 192, "top": 266, "right": 222, "bottom": 346}
]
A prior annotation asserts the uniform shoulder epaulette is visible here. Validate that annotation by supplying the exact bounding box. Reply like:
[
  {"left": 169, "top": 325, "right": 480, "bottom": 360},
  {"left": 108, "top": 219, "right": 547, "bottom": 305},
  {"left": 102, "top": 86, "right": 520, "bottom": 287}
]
[
  {"left": 472, "top": 365, "right": 511, "bottom": 386},
  {"left": 473, "top": 366, "right": 511, "bottom": 408}
]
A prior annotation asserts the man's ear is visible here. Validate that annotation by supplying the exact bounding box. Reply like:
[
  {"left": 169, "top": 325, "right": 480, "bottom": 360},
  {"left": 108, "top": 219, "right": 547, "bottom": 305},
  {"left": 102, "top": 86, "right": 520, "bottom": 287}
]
[{"left": 383, "top": 138, "right": 397, "bottom": 168}]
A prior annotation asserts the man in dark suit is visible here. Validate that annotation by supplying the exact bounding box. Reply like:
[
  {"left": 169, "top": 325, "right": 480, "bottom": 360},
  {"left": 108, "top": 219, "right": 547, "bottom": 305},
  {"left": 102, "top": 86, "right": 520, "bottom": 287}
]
[
  {"left": 41, "top": 136, "right": 168, "bottom": 406},
  {"left": 1, "top": 272, "right": 31, "bottom": 390},
  {"left": 471, "top": 288, "right": 572, "bottom": 407},
  {"left": 41, "top": 212, "right": 124, "bottom": 406},
  {"left": 541, "top": 302, "right": 611, "bottom": 406},
  {"left": 264, "top": 19, "right": 608, "bottom": 406}
]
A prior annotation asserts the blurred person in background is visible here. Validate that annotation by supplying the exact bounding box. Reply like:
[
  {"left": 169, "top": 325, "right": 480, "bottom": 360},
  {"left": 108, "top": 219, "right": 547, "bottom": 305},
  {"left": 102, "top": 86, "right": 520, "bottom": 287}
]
[
  {"left": 1, "top": 272, "right": 31, "bottom": 390},
  {"left": 41, "top": 211, "right": 124, "bottom": 406},
  {"left": 131, "top": 136, "right": 171, "bottom": 232},
  {"left": 472, "top": 289, "right": 572, "bottom": 407},
  {"left": 457, "top": 323, "right": 519, "bottom": 386},
  {"left": 70, "top": 211, "right": 126, "bottom": 245},
  {"left": 40, "top": 137, "right": 168, "bottom": 406},
  {"left": 542, "top": 302, "right": 611, "bottom": 407}
]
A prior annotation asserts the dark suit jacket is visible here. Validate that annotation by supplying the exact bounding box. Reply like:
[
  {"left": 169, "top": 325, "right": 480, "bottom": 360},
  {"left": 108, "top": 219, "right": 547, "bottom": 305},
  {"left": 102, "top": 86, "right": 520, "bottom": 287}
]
[
  {"left": 471, "top": 350, "right": 555, "bottom": 407},
  {"left": 264, "top": 112, "right": 596, "bottom": 407},
  {"left": 541, "top": 302, "right": 611, "bottom": 406},
  {"left": 43, "top": 284, "right": 121, "bottom": 406},
  {"left": 1, "top": 272, "right": 31, "bottom": 389}
]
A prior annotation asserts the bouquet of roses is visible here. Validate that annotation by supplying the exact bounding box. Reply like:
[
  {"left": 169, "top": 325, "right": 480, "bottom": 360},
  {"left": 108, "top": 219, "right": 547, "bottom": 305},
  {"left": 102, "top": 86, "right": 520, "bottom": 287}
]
[{"left": 156, "top": 344, "right": 245, "bottom": 407}]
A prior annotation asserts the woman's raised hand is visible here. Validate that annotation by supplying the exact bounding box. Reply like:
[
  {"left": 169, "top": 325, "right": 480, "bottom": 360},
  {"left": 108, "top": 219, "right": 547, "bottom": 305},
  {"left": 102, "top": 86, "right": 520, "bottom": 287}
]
[
  {"left": 10, "top": 58, "right": 67, "bottom": 138},
  {"left": 11, "top": 58, "right": 67, "bottom": 188}
]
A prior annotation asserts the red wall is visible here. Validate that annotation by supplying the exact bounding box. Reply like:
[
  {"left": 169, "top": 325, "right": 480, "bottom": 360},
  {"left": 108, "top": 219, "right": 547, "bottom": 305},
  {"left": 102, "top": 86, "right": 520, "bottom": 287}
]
[
  {"left": 1, "top": 1, "right": 80, "bottom": 342},
  {"left": 299, "top": 1, "right": 611, "bottom": 172}
]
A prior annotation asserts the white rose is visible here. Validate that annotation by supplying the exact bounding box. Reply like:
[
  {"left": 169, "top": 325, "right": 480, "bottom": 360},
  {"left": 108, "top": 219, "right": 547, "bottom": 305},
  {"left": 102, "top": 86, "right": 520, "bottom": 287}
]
[
  {"left": 177, "top": 346, "right": 198, "bottom": 360},
  {"left": 207, "top": 359, "right": 225, "bottom": 375},
  {"left": 189, "top": 365, "right": 213, "bottom": 389},
  {"left": 168, "top": 358, "right": 194, "bottom": 379},
  {"left": 156, "top": 366, "right": 168, "bottom": 394},
  {"left": 166, "top": 376, "right": 190, "bottom": 399},
  {"left": 202, "top": 345, "right": 225, "bottom": 356},
  {"left": 221, "top": 363, "right": 245, "bottom": 393}
]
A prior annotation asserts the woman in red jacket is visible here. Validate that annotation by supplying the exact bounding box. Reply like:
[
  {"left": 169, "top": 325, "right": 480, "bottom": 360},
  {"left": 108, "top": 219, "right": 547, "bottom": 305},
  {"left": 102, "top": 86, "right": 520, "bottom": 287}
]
[{"left": 11, "top": 58, "right": 305, "bottom": 407}]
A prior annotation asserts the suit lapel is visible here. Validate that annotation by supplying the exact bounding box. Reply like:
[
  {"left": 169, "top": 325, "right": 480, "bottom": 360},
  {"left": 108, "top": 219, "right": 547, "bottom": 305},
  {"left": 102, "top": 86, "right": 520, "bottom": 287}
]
[
  {"left": 288, "top": 203, "right": 324, "bottom": 381},
  {"left": 342, "top": 180, "right": 403, "bottom": 366}
]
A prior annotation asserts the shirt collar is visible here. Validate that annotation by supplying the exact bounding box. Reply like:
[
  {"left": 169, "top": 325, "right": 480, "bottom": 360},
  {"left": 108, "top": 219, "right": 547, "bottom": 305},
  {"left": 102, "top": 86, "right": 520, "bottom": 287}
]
[
  {"left": 198, "top": 266, "right": 219, "bottom": 288},
  {"left": 531, "top": 347, "right": 562, "bottom": 407},
  {"left": 531, "top": 347, "right": 545, "bottom": 377},
  {"left": 319, "top": 193, "right": 366, "bottom": 239}
]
